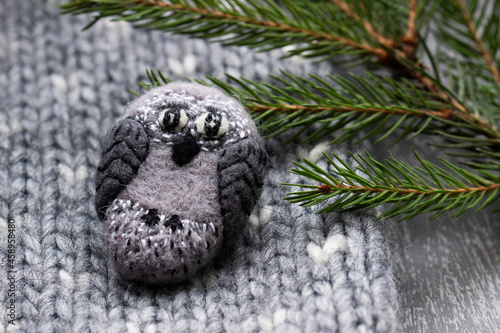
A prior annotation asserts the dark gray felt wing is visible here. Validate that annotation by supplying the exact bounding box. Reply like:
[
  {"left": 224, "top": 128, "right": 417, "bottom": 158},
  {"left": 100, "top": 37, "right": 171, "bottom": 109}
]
[
  {"left": 217, "top": 138, "right": 267, "bottom": 246},
  {"left": 95, "top": 117, "right": 149, "bottom": 220}
]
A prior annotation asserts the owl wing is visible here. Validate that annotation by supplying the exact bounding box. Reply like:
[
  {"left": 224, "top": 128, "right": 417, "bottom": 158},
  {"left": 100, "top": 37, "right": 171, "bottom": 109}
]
[
  {"left": 217, "top": 138, "right": 267, "bottom": 246},
  {"left": 95, "top": 117, "right": 150, "bottom": 220}
]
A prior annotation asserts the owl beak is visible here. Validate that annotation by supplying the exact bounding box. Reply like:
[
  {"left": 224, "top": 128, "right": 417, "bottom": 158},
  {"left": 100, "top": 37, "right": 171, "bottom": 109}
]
[{"left": 171, "top": 133, "right": 201, "bottom": 166}]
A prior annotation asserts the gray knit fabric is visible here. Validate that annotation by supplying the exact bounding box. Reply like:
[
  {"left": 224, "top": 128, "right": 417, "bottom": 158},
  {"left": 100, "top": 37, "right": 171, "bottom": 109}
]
[{"left": 0, "top": 1, "right": 399, "bottom": 332}]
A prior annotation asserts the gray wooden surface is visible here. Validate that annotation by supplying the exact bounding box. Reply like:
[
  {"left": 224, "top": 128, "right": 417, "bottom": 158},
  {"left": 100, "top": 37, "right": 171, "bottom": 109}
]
[
  {"left": 372, "top": 134, "right": 500, "bottom": 332},
  {"left": 395, "top": 211, "right": 500, "bottom": 332},
  {"left": 393, "top": 191, "right": 500, "bottom": 332}
]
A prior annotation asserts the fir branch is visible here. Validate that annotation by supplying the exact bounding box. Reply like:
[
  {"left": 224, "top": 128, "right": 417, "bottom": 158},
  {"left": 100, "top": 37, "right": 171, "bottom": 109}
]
[
  {"left": 314, "top": 182, "right": 500, "bottom": 196},
  {"left": 64, "top": 0, "right": 500, "bottom": 220},
  {"left": 456, "top": 0, "right": 500, "bottom": 85},
  {"left": 211, "top": 72, "right": 500, "bottom": 150},
  {"left": 61, "top": 0, "right": 389, "bottom": 59},
  {"left": 420, "top": 0, "right": 500, "bottom": 139},
  {"left": 284, "top": 150, "right": 500, "bottom": 220},
  {"left": 139, "top": 69, "right": 500, "bottom": 153},
  {"left": 434, "top": 0, "right": 500, "bottom": 93},
  {"left": 62, "top": 0, "right": 499, "bottom": 139},
  {"left": 322, "top": 0, "right": 500, "bottom": 141},
  {"left": 402, "top": 0, "right": 418, "bottom": 60},
  {"left": 404, "top": 0, "right": 418, "bottom": 45},
  {"left": 330, "top": 0, "right": 397, "bottom": 48},
  {"left": 202, "top": 72, "right": 457, "bottom": 143},
  {"left": 396, "top": 50, "right": 500, "bottom": 140},
  {"left": 315, "top": 0, "right": 490, "bottom": 138},
  {"left": 247, "top": 104, "right": 450, "bottom": 117}
]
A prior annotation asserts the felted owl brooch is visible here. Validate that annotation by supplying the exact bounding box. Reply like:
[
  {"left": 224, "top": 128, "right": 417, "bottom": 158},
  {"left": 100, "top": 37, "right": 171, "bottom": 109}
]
[{"left": 95, "top": 82, "right": 267, "bottom": 284}]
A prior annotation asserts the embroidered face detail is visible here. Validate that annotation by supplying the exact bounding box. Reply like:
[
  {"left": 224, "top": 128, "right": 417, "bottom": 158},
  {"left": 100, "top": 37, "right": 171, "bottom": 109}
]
[
  {"left": 158, "top": 104, "right": 188, "bottom": 133},
  {"left": 196, "top": 111, "right": 229, "bottom": 139},
  {"left": 130, "top": 88, "right": 254, "bottom": 156}
]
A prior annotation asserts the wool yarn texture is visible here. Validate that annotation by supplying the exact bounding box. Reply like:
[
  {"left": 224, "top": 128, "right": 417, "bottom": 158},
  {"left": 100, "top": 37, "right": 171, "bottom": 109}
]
[
  {"left": 95, "top": 83, "right": 267, "bottom": 283},
  {"left": 0, "top": 1, "right": 400, "bottom": 332}
]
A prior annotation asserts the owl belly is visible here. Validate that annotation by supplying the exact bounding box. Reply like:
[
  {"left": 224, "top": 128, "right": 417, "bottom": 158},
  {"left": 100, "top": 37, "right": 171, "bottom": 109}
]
[
  {"left": 120, "top": 142, "right": 222, "bottom": 224},
  {"left": 107, "top": 142, "right": 223, "bottom": 283}
]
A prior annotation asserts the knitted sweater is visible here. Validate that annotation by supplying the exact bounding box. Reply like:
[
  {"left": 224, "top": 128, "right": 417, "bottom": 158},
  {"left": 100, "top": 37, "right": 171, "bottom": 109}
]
[{"left": 0, "top": 1, "right": 399, "bottom": 331}]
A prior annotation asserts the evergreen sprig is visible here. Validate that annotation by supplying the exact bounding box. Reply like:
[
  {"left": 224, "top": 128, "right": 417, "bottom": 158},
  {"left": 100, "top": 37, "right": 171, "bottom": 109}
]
[
  {"left": 284, "top": 150, "right": 500, "bottom": 220},
  {"left": 60, "top": 0, "right": 390, "bottom": 60},
  {"left": 436, "top": 0, "right": 500, "bottom": 90},
  {"left": 140, "top": 68, "right": 500, "bottom": 156},
  {"left": 136, "top": 69, "right": 453, "bottom": 144},
  {"left": 61, "top": 0, "right": 500, "bottom": 220}
]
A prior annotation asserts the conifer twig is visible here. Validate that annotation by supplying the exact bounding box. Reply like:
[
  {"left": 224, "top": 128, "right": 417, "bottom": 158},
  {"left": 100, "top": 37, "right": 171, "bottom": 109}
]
[
  {"left": 102, "top": 0, "right": 390, "bottom": 58},
  {"left": 408, "top": 69, "right": 500, "bottom": 139},
  {"left": 248, "top": 104, "right": 451, "bottom": 118},
  {"left": 403, "top": 0, "right": 418, "bottom": 59},
  {"left": 455, "top": 0, "right": 500, "bottom": 85},
  {"left": 330, "top": 0, "right": 396, "bottom": 48},
  {"left": 329, "top": 0, "right": 498, "bottom": 139},
  {"left": 284, "top": 151, "right": 500, "bottom": 219},
  {"left": 394, "top": 0, "right": 500, "bottom": 141},
  {"left": 328, "top": 0, "right": 500, "bottom": 139},
  {"left": 316, "top": 182, "right": 500, "bottom": 196},
  {"left": 405, "top": 0, "right": 418, "bottom": 43},
  {"left": 62, "top": 0, "right": 500, "bottom": 219}
]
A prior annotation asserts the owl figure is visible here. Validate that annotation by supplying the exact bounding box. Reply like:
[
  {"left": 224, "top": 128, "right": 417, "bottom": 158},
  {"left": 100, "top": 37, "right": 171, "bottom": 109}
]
[{"left": 95, "top": 82, "right": 267, "bottom": 284}]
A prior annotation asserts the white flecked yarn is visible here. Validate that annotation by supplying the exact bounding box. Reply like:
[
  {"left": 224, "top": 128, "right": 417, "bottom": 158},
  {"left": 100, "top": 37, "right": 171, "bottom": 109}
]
[{"left": 0, "top": 1, "right": 399, "bottom": 332}]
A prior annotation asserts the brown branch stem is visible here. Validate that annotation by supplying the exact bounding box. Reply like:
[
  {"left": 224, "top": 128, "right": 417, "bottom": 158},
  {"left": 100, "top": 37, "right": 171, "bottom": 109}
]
[
  {"left": 331, "top": 0, "right": 396, "bottom": 48},
  {"left": 126, "top": 0, "right": 389, "bottom": 58},
  {"left": 404, "top": 0, "right": 418, "bottom": 44},
  {"left": 248, "top": 104, "right": 451, "bottom": 118},
  {"left": 79, "top": 0, "right": 500, "bottom": 139},
  {"left": 329, "top": 0, "right": 499, "bottom": 139},
  {"left": 402, "top": 0, "right": 418, "bottom": 61},
  {"left": 317, "top": 182, "right": 500, "bottom": 196},
  {"left": 408, "top": 66, "right": 500, "bottom": 138},
  {"left": 455, "top": 0, "right": 500, "bottom": 85}
]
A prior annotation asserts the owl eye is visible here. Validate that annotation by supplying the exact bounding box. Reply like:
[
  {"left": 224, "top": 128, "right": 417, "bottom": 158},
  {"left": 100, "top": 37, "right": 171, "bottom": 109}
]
[
  {"left": 158, "top": 106, "right": 188, "bottom": 133},
  {"left": 196, "top": 112, "right": 229, "bottom": 139}
]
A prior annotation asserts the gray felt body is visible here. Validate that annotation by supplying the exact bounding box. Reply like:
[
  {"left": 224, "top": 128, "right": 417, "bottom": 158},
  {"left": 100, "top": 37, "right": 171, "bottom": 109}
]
[{"left": 96, "top": 83, "right": 268, "bottom": 284}]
